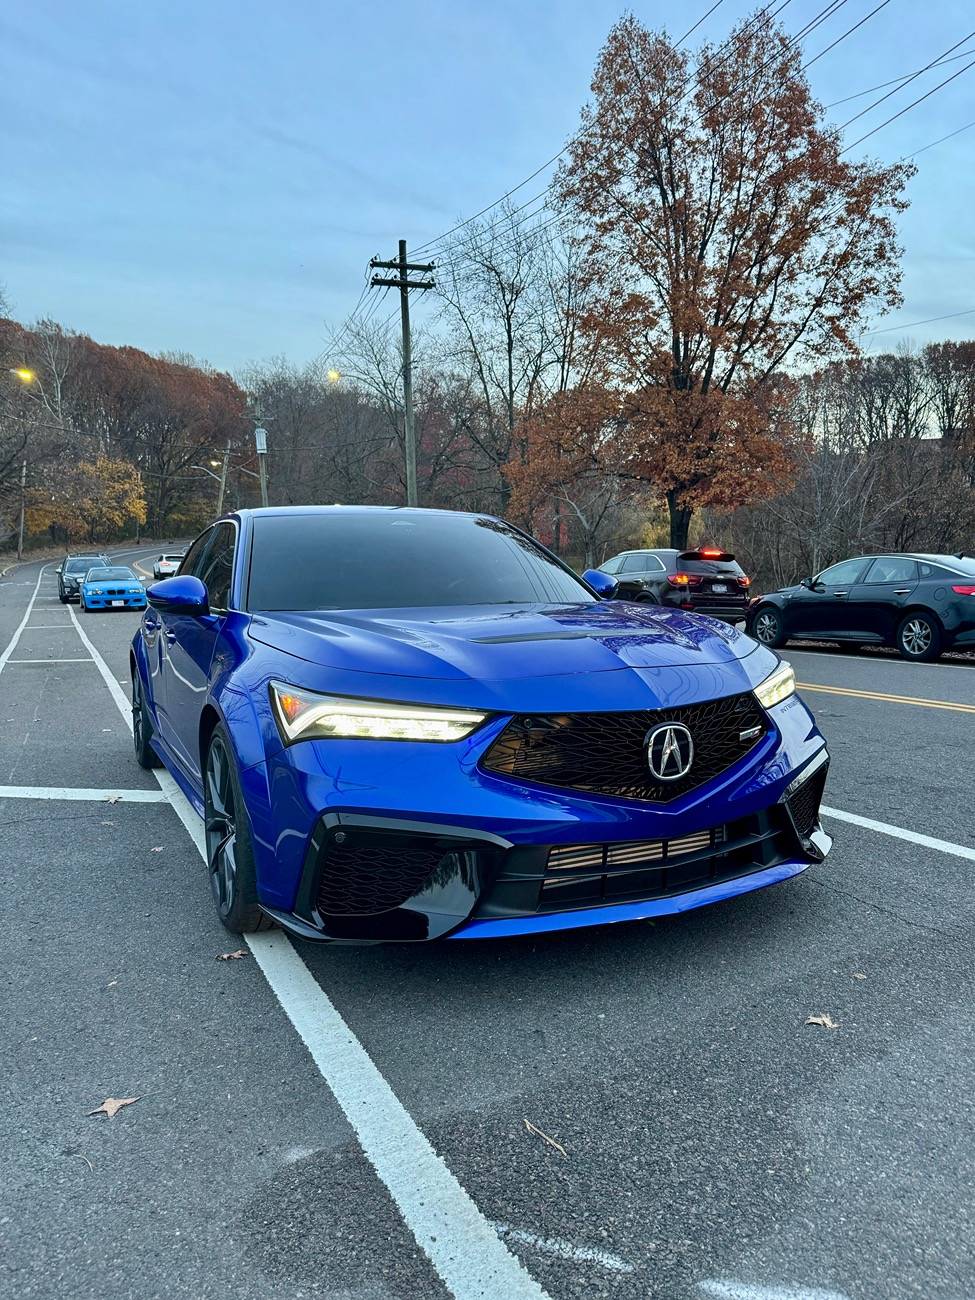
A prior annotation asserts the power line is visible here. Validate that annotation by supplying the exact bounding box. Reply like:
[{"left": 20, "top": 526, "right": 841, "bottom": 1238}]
[
  {"left": 674, "top": 0, "right": 725, "bottom": 47},
  {"left": 410, "top": 0, "right": 795, "bottom": 257},
  {"left": 837, "top": 28, "right": 975, "bottom": 130},
  {"left": 826, "top": 48, "right": 975, "bottom": 107},
  {"left": 841, "top": 53, "right": 975, "bottom": 153},
  {"left": 802, "top": 0, "right": 891, "bottom": 71},
  {"left": 899, "top": 116, "right": 975, "bottom": 160},
  {"left": 868, "top": 306, "right": 975, "bottom": 337}
]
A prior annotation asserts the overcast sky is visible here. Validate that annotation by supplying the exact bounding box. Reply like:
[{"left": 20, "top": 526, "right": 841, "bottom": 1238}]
[{"left": 2, "top": 0, "right": 974, "bottom": 373}]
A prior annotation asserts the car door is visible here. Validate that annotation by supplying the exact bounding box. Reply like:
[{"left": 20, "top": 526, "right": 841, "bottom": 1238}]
[
  {"left": 847, "top": 556, "right": 919, "bottom": 641},
  {"left": 163, "top": 521, "right": 238, "bottom": 784},
  {"left": 788, "top": 557, "right": 869, "bottom": 637},
  {"left": 145, "top": 527, "right": 214, "bottom": 748}
]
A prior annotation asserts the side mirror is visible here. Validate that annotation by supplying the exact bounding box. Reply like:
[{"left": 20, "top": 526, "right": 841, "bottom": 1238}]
[
  {"left": 147, "top": 574, "right": 209, "bottom": 616},
  {"left": 582, "top": 568, "right": 619, "bottom": 599}
]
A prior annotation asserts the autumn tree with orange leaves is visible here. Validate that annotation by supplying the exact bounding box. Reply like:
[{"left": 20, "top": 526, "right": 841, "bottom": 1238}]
[{"left": 520, "top": 10, "right": 914, "bottom": 548}]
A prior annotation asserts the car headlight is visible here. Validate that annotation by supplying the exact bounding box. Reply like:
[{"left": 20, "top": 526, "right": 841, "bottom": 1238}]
[
  {"left": 753, "top": 661, "right": 795, "bottom": 710},
  {"left": 269, "top": 681, "right": 489, "bottom": 744}
]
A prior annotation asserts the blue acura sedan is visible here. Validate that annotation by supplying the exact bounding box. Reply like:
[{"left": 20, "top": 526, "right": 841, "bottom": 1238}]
[{"left": 131, "top": 507, "right": 831, "bottom": 942}]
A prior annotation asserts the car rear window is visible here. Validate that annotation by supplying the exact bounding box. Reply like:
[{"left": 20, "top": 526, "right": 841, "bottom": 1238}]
[
  {"left": 247, "top": 512, "right": 595, "bottom": 611},
  {"left": 677, "top": 556, "right": 746, "bottom": 577}
]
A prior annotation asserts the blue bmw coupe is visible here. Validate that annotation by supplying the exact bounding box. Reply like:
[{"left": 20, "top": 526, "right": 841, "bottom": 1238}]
[{"left": 132, "top": 507, "right": 831, "bottom": 942}]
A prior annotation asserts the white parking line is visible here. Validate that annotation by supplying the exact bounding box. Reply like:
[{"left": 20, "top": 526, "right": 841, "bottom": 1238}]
[
  {"left": 697, "top": 1283, "right": 851, "bottom": 1300},
  {"left": 0, "top": 566, "right": 48, "bottom": 678},
  {"left": 490, "top": 1222, "right": 633, "bottom": 1273},
  {"left": 821, "top": 806, "right": 975, "bottom": 862},
  {"left": 67, "top": 591, "right": 552, "bottom": 1300},
  {"left": 5, "top": 658, "right": 94, "bottom": 664},
  {"left": 20, "top": 624, "right": 74, "bottom": 631},
  {"left": 0, "top": 785, "right": 169, "bottom": 802}
]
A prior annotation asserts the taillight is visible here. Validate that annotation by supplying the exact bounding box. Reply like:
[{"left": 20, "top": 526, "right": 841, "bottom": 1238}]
[
  {"left": 737, "top": 575, "right": 751, "bottom": 588},
  {"left": 699, "top": 548, "right": 722, "bottom": 558},
  {"left": 667, "top": 572, "right": 702, "bottom": 587},
  {"left": 952, "top": 584, "right": 975, "bottom": 596}
]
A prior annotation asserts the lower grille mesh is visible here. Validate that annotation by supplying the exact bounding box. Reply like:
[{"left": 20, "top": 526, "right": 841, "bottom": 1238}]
[
  {"left": 786, "top": 761, "right": 829, "bottom": 838},
  {"left": 316, "top": 839, "right": 445, "bottom": 916}
]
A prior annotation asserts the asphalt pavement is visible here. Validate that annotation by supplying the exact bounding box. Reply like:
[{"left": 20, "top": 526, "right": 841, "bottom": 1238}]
[{"left": 2, "top": 550, "right": 974, "bottom": 1300}]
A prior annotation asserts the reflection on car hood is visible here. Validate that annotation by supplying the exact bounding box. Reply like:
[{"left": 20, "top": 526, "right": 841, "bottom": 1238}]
[{"left": 248, "top": 601, "right": 764, "bottom": 682}]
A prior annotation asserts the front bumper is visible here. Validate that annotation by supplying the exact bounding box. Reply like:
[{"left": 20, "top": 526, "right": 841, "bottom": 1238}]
[
  {"left": 83, "top": 593, "right": 147, "bottom": 609},
  {"left": 262, "top": 752, "right": 829, "bottom": 942},
  {"left": 251, "top": 694, "right": 830, "bottom": 943}
]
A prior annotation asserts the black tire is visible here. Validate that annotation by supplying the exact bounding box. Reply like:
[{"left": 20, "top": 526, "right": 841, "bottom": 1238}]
[
  {"left": 204, "top": 724, "right": 273, "bottom": 934},
  {"left": 131, "top": 668, "right": 162, "bottom": 769},
  {"left": 79, "top": 597, "right": 87, "bottom": 613},
  {"left": 896, "top": 611, "right": 942, "bottom": 662},
  {"left": 750, "top": 605, "right": 786, "bottom": 648},
  {"left": 58, "top": 590, "right": 68, "bottom": 604},
  {"left": 636, "top": 592, "right": 658, "bottom": 605}
]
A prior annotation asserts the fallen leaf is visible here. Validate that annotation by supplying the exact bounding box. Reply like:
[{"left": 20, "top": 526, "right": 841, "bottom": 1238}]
[
  {"left": 87, "top": 1096, "right": 140, "bottom": 1119},
  {"left": 100, "top": 820, "right": 115, "bottom": 826},
  {"left": 106, "top": 979, "right": 118, "bottom": 988},
  {"left": 149, "top": 846, "right": 163, "bottom": 853},
  {"left": 101, "top": 728, "right": 112, "bottom": 733},
  {"left": 805, "top": 1013, "right": 839, "bottom": 1030},
  {"left": 852, "top": 972, "right": 867, "bottom": 980},
  {"left": 216, "top": 948, "right": 248, "bottom": 961},
  {"left": 76, "top": 1153, "right": 94, "bottom": 1173},
  {"left": 523, "top": 1118, "right": 568, "bottom": 1158},
  {"left": 105, "top": 795, "right": 122, "bottom": 805}
]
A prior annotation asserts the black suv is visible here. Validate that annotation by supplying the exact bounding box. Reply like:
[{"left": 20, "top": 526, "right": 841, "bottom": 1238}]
[
  {"left": 591, "top": 548, "right": 752, "bottom": 622},
  {"left": 57, "top": 554, "right": 109, "bottom": 603},
  {"left": 747, "top": 553, "right": 975, "bottom": 661}
]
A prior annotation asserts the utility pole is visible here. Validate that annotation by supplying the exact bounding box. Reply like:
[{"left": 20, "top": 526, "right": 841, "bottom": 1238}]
[
  {"left": 216, "top": 442, "right": 230, "bottom": 515},
  {"left": 370, "top": 241, "right": 435, "bottom": 506},
  {"left": 247, "top": 396, "right": 270, "bottom": 507},
  {"left": 254, "top": 425, "right": 269, "bottom": 507},
  {"left": 16, "top": 459, "right": 26, "bottom": 561}
]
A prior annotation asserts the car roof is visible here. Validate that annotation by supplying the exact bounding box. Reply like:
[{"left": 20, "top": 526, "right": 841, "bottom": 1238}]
[{"left": 226, "top": 505, "right": 498, "bottom": 523}]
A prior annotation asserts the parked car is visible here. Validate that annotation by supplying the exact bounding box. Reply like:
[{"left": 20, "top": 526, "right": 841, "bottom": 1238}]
[
  {"left": 153, "top": 552, "right": 185, "bottom": 579},
  {"left": 132, "top": 506, "right": 830, "bottom": 943},
  {"left": 589, "top": 548, "right": 752, "bottom": 622},
  {"left": 747, "top": 553, "right": 975, "bottom": 661},
  {"left": 79, "top": 565, "right": 147, "bottom": 612},
  {"left": 57, "top": 553, "right": 109, "bottom": 603}
]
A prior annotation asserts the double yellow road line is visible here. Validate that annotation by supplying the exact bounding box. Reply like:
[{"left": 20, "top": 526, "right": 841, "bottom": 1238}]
[{"left": 797, "top": 681, "right": 975, "bottom": 714}]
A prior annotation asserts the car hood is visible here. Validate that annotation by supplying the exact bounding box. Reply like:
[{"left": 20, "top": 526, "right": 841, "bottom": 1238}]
[{"left": 246, "top": 602, "right": 777, "bottom": 710}]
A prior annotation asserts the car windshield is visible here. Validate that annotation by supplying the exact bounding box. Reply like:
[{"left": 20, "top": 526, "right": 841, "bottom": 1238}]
[
  {"left": 247, "top": 512, "right": 595, "bottom": 611},
  {"left": 65, "top": 558, "right": 101, "bottom": 574},
  {"left": 86, "top": 567, "right": 136, "bottom": 581}
]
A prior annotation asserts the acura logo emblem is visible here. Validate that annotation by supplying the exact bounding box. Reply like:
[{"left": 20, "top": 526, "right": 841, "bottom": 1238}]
[{"left": 646, "top": 723, "right": 694, "bottom": 781}]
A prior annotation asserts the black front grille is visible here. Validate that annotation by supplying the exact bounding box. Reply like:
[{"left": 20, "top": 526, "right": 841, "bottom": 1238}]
[
  {"left": 786, "top": 760, "right": 829, "bottom": 838},
  {"left": 481, "top": 691, "right": 767, "bottom": 803}
]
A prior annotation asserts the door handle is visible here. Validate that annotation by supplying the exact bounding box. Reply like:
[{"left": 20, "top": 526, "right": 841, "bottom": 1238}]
[
  {"left": 893, "top": 588, "right": 910, "bottom": 595},
  {"left": 833, "top": 590, "right": 848, "bottom": 598},
  {"left": 165, "top": 629, "right": 177, "bottom": 642}
]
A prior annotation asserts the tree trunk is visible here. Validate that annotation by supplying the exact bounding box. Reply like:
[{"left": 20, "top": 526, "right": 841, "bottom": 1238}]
[{"left": 667, "top": 489, "right": 692, "bottom": 549}]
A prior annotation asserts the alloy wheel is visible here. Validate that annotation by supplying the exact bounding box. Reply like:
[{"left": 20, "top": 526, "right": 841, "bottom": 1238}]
[
  {"left": 754, "top": 611, "right": 779, "bottom": 644},
  {"left": 205, "top": 737, "right": 238, "bottom": 916},
  {"left": 132, "top": 676, "right": 144, "bottom": 752},
  {"left": 901, "top": 617, "right": 932, "bottom": 657}
]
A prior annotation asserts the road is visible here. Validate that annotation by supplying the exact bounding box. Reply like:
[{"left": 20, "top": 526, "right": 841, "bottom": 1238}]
[{"left": 2, "top": 548, "right": 974, "bottom": 1300}]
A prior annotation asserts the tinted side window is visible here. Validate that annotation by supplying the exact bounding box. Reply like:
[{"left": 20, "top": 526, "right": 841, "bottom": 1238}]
[
  {"left": 818, "top": 558, "right": 867, "bottom": 586},
  {"left": 601, "top": 556, "right": 622, "bottom": 574},
  {"left": 919, "top": 562, "right": 968, "bottom": 579},
  {"left": 179, "top": 529, "right": 215, "bottom": 578},
  {"left": 864, "top": 557, "right": 917, "bottom": 584},
  {"left": 621, "top": 554, "right": 647, "bottom": 573},
  {"left": 198, "top": 523, "right": 236, "bottom": 610}
]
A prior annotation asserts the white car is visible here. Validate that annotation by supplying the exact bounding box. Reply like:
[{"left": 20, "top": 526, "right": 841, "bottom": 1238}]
[{"left": 152, "top": 552, "right": 185, "bottom": 579}]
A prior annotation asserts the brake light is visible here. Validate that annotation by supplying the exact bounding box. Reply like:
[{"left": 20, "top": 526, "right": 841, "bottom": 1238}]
[
  {"left": 952, "top": 584, "right": 975, "bottom": 596},
  {"left": 668, "top": 572, "right": 702, "bottom": 587},
  {"left": 737, "top": 575, "right": 751, "bottom": 588},
  {"left": 700, "top": 548, "right": 722, "bottom": 558}
]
